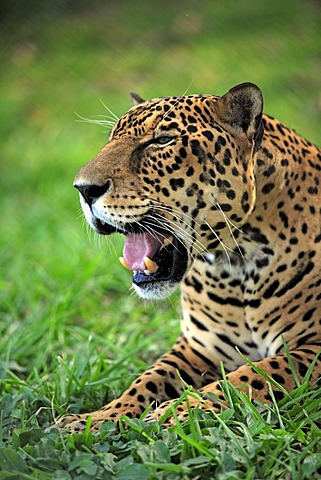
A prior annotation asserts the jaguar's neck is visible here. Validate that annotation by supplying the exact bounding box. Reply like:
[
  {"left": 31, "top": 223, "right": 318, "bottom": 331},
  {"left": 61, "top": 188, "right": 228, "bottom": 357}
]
[{"left": 236, "top": 119, "right": 320, "bottom": 261}]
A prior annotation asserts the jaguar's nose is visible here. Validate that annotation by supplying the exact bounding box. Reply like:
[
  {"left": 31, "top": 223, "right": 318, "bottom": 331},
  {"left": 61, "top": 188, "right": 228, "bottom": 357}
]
[{"left": 74, "top": 179, "right": 113, "bottom": 207}]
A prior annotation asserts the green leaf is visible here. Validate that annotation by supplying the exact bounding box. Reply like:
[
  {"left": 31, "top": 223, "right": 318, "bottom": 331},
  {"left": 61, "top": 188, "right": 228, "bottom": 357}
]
[
  {"left": 0, "top": 448, "right": 27, "bottom": 473},
  {"left": 17, "top": 429, "right": 44, "bottom": 448},
  {"left": 52, "top": 470, "right": 72, "bottom": 480},
  {"left": 100, "top": 452, "right": 117, "bottom": 473},
  {"left": 116, "top": 463, "right": 150, "bottom": 480},
  {"left": 68, "top": 453, "right": 98, "bottom": 476},
  {"left": 152, "top": 440, "right": 171, "bottom": 463}
]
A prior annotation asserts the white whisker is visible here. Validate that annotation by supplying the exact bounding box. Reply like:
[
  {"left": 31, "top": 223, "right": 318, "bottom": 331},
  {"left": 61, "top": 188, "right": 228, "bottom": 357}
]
[
  {"left": 151, "top": 213, "right": 207, "bottom": 258},
  {"left": 104, "top": 235, "right": 119, "bottom": 259},
  {"left": 162, "top": 79, "right": 194, "bottom": 121},
  {"left": 74, "top": 112, "right": 116, "bottom": 130},
  {"left": 76, "top": 208, "right": 85, "bottom": 222},
  {"left": 204, "top": 221, "right": 232, "bottom": 273},
  {"left": 138, "top": 197, "right": 210, "bottom": 257},
  {"left": 99, "top": 99, "right": 120, "bottom": 121},
  {"left": 212, "top": 198, "right": 246, "bottom": 263},
  {"left": 211, "top": 195, "right": 248, "bottom": 239}
]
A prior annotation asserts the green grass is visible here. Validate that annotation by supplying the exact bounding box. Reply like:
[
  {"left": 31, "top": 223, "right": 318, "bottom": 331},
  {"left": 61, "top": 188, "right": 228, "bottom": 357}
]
[{"left": 1, "top": 0, "right": 321, "bottom": 478}]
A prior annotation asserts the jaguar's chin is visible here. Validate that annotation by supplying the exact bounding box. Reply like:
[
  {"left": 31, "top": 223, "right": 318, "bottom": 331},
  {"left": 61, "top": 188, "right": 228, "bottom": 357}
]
[
  {"left": 133, "top": 278, "right": 182, "bottom": 300},
  {"left": 92, "top": 217, "right": 189, "bottom": 299}
]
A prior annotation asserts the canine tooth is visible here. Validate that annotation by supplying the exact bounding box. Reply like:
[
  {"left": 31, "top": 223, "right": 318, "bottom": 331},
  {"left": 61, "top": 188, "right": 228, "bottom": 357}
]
[
  {"left": 144, "top": 270, "right": 152, "bottom": 275},
  {"left": 144, "top": 256, "right": 158, "bottom": 273},
  {"left": 163, "top": 235, "right": 174, "bottom": 247},
  {"left": 119, "top": 257, "right": 130, "bottom": 270}
]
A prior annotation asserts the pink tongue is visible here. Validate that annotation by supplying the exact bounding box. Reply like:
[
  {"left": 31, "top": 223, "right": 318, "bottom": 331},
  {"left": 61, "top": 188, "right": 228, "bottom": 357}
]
[{"left": 123, "top": 232, "right": 163, "bottom": 271}]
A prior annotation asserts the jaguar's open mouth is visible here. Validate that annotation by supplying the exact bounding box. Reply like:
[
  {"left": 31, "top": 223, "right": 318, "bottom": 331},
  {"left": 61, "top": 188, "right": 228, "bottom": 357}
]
[{"left": 94, "top": 217, "right": 188, "bottom": 292}]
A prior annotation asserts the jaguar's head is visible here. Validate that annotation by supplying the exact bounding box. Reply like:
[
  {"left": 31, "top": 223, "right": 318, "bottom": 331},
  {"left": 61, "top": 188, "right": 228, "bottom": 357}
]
[{"left": 74, "top": 82, "right": 263, "bottom": 299}]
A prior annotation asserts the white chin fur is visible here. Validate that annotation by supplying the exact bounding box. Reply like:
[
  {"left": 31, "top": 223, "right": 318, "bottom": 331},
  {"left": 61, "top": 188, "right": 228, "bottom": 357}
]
[{"left": 132, "top": 281, "right": 179, "bottom": 300}]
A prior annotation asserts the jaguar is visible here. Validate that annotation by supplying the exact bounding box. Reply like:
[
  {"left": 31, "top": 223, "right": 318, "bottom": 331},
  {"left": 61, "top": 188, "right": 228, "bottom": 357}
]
[{"left": 58, "top": 82, "right": 321, "bottom": 432}]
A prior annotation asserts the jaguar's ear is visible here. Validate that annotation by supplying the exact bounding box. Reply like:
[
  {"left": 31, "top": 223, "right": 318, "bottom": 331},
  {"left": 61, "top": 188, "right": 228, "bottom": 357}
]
[
  {"left": 130, "top": 92, "right": 145, "bottom": 107},
  {"left": 215, "top": 83, "right": 263, "bottom": 146}
]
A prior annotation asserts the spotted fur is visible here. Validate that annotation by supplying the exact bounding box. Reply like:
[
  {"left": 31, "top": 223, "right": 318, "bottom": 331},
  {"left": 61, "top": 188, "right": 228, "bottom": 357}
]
[{"left": 58, "top": 83, "right": 321, "bottom": 432}]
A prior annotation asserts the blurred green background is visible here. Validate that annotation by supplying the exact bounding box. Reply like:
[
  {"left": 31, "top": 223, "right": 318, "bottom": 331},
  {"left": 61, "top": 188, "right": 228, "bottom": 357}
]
[{"left": 0, "top": 0, "right": 320, "bottom": 371}]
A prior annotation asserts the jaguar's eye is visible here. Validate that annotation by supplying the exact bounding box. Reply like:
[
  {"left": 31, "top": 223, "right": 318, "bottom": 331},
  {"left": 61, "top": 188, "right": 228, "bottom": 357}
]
[
  {"left": 143, "top": 136, "right": 175, "bottom": 150},
  {"left": 154, "top": 136, "right": 174, "bottom": 145}
]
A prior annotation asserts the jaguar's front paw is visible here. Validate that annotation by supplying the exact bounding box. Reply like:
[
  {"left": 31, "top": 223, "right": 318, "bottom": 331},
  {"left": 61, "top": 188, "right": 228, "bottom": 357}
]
[
  {"left": 145, "top": 394, "right": 225, "bottom": 427},
  {"left": 47, "top": 412, "right": 109, "bottom": 434},
  {"left": 145, "top": 399, "right": 190, "bottom": 426}
]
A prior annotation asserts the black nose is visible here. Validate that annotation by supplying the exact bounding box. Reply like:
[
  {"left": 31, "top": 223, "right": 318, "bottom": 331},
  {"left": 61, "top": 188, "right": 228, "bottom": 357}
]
[{"left": 74, "top": 180, "right": 112, "bottom": 207}]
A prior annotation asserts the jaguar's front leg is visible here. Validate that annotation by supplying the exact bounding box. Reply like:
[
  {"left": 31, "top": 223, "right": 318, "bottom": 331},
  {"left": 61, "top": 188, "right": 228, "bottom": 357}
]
[
  {"left": 56, "top": 334, "right": 220, "bottom": 433},
  {"left": 148, "top": 345, "right": 321, "bottom": 427}
]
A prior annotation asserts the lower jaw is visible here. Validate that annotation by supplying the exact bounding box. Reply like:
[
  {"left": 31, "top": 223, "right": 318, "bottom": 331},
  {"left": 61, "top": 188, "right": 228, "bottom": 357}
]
[{"left": 132, "top": 278, "right": 180, "bottom": 300}]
